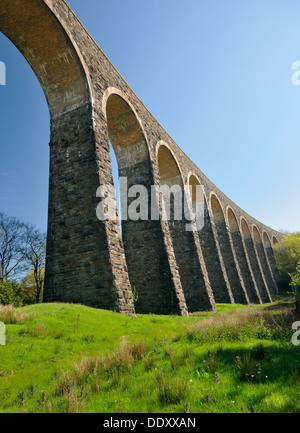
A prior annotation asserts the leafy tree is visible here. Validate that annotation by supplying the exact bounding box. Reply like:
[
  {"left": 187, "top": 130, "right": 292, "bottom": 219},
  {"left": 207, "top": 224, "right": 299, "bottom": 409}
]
[
  {"left": 274, "top": 232, "right": 300, "bottom": 289},
  {"left": 291, "top": 261, "right": 300, "bottom": 290},
  {"left": 21, "top": 268, "right": 45, "bottom": 304},
  {"left": 0, "top": 280, "right": 23, "bottom": 307}
]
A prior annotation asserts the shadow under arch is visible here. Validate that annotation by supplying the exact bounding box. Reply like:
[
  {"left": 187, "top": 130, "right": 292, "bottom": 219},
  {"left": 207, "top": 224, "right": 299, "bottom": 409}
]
[
  {"left": 157, "top": 147, "right": 214, "bottom": 312},
  {"left": 0, "top": 0, "right": 92, "bottom": 117},
  {"left": 241, "top": 218, "right": 271, "bottom": 302},
  {"left": 188, "top": 175, "right": 232, "bottom": 304},
  {"left": 105, "top": 95, "right": 186, "bottom": 315},
  {"left": 263, "top": 231, "right": 279, "bottom": 283},
  {"left": 227, "top": 207, "right": 261, "bottom": 303},
  {"left": 253, "top": 226, "right": 278, "bottom": 295},
  {"left": 210, "top": 194, "right": 248, "bottom": 304}
]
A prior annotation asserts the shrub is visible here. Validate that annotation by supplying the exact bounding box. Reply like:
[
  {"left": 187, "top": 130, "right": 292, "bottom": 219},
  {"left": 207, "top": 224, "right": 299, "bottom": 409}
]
[
  {"left": 290, "top": 261, "right": 300, "bottom": 290},
  {"left": 0, "top": 280, "right": 23, "bottom": 307},
  {"left": 274, "top": 233, "right": 300, "bottom": 290}
]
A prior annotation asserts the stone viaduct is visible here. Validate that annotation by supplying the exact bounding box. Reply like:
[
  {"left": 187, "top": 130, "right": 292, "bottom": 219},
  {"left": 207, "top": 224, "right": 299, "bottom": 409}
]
[{"left": 0, "top": 0, "right": 284, "bottom": 316}]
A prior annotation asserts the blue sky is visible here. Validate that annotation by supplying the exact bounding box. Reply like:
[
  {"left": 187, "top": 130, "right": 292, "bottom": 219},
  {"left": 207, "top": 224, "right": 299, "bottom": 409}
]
[{"left": 0, "top": 0, "right": 300, "bottom": 232}]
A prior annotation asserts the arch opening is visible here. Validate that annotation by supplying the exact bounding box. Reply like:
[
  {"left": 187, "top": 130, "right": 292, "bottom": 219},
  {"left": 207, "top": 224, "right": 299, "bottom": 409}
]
[
  {"left": 107, "top": 94, "right": 148, "bottom": 170},
  {"left": 157, "top": 145, "right": 184, "bottom": 223},
  {"left": 0, "top": 0, "right": 91, "bottom": 118},
  {"left": 241, "top": 218, "right": 251, "bottom": 239},
  {"left": 0, "top": 0, "right": 125, "bottom": 311},
  {"left": 106, "top": 93, "right": 149, "bottom": 228},
  {"left": 227, "top": 209, "right": 260, "bottom": 303},
  {"left": 227, "top": 208, "right": 239, "bottom": 233},
  {"left": 211, "top": 194, "right": 225, "bottom": 225},
  {"left": 263, "top": 232, "right": 272, "bottom": 249},
  {"left": 253, "top": 226, "right": 278, "bottom": 295},
  {"left": 187, "top": 176, "right": 232, "bottom": 304},
  {"left": 157, "top": 145, "right": 183, "bottom": 188},
  {"left": 263, "top": 231, "right": 279, "bottom": 283},
  {"left": 106, "top": 96, "right": 185, "bottom": 315},
  {"left": 253, "top": 226, "right": 263, "bottom": 245},
  {"left": 188, "top": 174, "right": 204, "bottom": 217},
  {"left": 240, "top": 219, "right": 271, "bottom": 302},
  {"left": 210, "top": 194, "right": 248, "bottom": 304},
  {"left": 157, "top": 150, "right": 214, "bottom": 312},
  {"left": 0, "top": 32, "right": 49, "bottom": 233}
]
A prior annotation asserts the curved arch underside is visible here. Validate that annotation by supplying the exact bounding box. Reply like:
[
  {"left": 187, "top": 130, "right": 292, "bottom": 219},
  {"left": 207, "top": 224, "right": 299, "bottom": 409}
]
[
  {"left": 157, "top": 145, "right": 183, "bottom": 187},
  {"left": 0, "top": 0, "right": 284, "bottom": 316},
  {"left": 0, "top": 0, "right": 90, "bottom": 117}
]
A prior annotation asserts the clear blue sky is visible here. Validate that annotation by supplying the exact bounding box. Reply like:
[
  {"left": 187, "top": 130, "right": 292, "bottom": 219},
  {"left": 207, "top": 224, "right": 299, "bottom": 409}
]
[{"left": 0, "top": 0, "right": 300, "bottom": 233}]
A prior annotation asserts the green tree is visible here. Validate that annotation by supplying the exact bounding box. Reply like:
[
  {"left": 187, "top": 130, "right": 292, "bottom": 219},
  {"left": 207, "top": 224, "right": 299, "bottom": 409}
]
[
  {"left": 21, "top": 268, "right": 45, "bottom": 304},
  {"left": 274, "top": 232, "right": 300, "bottom": 289},
  {"left": 0, "top": 280, "right": 23, "bottom": 307},
  {"left": 291, "top": 261, "right": 300, "bottom": 290}
]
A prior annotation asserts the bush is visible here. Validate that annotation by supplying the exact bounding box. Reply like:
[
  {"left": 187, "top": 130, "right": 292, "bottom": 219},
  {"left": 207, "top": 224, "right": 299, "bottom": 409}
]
[
  {"left": 0, "top": 280, "right": 23, "bottom": 307},
  {"left": 291, "top": 261, "right": 300, "bottom": 290},
  {"left": 0, "top": 278, "right": 39, "bottom": 307},
  {"left": 274, "top": 233, "right": 300, "bottom": 290}
]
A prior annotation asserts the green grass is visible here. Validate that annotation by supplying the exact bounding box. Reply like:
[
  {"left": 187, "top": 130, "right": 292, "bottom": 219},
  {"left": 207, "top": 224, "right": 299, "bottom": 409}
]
[{"left": 0, "top": 299, "right": 299, "bottom": 413}]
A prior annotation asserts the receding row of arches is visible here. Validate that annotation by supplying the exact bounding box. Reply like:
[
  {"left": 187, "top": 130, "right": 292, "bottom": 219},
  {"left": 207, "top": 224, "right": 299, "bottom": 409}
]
[
  {"left": 0, "top": 1, "right": 280, "bottom": 316},
  {"left": 104, "top": 90, "right": 279, "bottom": 314}
]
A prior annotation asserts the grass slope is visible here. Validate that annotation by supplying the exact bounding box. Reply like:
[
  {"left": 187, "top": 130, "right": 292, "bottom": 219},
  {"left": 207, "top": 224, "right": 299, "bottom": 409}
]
[{"left": 0, "top": 300, "right": 299, "bottom": 413}]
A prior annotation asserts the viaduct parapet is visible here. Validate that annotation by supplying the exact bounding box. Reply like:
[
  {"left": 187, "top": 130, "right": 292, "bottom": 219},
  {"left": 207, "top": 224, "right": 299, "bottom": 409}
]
[{"left": 0, "top": 0, "right": 284, "bottom": 315}]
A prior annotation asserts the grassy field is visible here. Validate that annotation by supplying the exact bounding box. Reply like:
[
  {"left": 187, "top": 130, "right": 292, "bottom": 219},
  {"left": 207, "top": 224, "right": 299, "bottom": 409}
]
[{"left": 0, "top": 298, "right": 299, "bottom": 413}]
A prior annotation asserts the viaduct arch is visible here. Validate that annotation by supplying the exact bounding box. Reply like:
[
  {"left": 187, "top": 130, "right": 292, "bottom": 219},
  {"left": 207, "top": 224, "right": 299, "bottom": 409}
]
[{"left": 0, "top": 0, "right": 284, "bottom": 315}]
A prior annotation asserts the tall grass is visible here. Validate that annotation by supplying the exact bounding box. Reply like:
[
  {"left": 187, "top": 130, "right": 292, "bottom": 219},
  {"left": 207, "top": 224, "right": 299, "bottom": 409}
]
[
  {"left": 0, "top": 301, "right": 298, "bottom": 413},
  {"left": 157, "top": 371, "right": 189, "bottom": 406},
  {"left": 186, "top": 305, "right": 296, "bottom": 342},
  {"left": 54, "top": 340, "right": 147, "bottom": 405},
  {"left": 0, "top": 305, "right": 34, "bottom": 324}
]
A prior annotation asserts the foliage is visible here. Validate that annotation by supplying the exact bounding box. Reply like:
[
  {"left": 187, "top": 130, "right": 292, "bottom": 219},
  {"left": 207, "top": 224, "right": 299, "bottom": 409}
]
[
  {"left": 22, "top": 268, "right": 45, "bottom": 304},
  {"left": 274, "top": 232, "right": 300, "bottom": 289},
  {"left": 22, "top": 227, "right": 46, "bottom": 302},
  {"left": 0, "top": 301, "right": 299, "bottom": 413},
  {"left": 290, "top": 261, "right": 300, "bottom": 290},
  {"left": 0, "top": 274, "right": 43, "bottom": 307},
  {"left": 0, "top": 280, "right": 24, "bottom": 307}
]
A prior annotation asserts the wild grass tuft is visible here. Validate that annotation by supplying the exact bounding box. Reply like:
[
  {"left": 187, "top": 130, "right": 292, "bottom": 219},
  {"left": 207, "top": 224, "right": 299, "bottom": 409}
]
[
  {"left": 186, "top": 305, "right": 295, "bottom": 342},
  {"left": 0, "top": 305, "right": 34, "bottom": 324},
  {"left": 157, "top": 372, "right": 189, "bottom": 406},
  {"left": 236, "top": 353, "right": 262, "bottom": 382}
]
